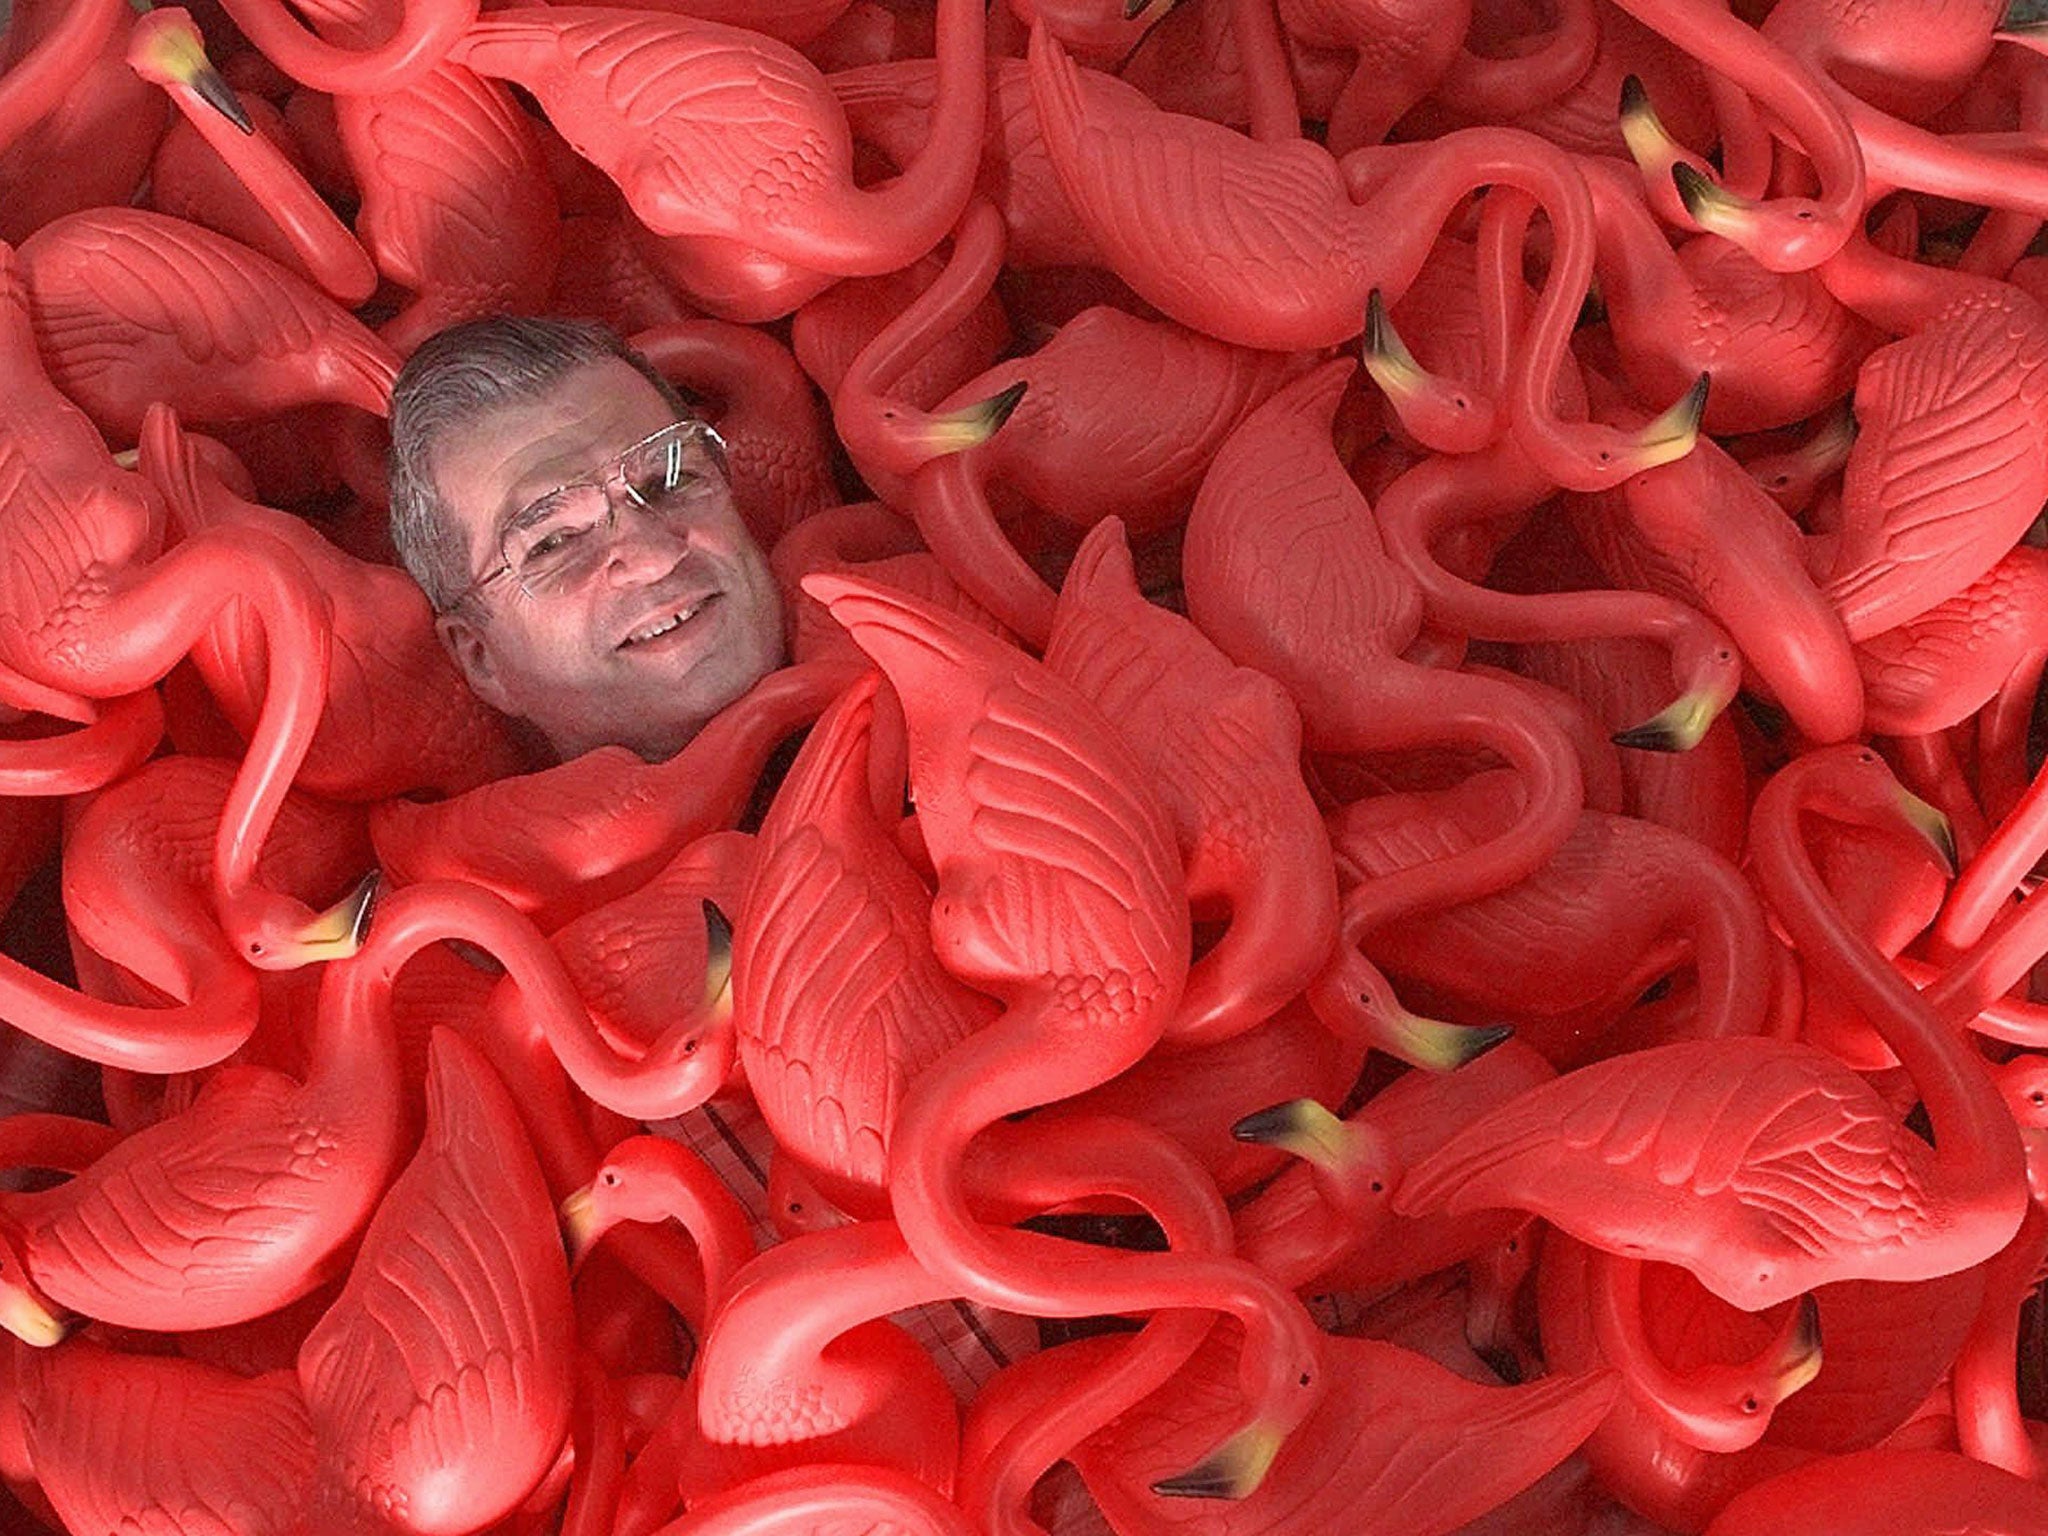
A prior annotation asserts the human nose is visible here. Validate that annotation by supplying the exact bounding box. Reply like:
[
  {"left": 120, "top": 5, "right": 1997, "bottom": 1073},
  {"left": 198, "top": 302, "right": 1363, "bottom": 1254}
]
[{"left": 599, "top": 496, "right": 692, "bottom": 584}]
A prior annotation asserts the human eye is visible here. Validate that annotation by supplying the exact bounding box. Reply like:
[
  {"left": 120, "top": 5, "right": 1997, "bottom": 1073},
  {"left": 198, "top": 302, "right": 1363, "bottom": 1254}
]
[{"left": 507, "top": 499, "right": 601, "bottom": 576}]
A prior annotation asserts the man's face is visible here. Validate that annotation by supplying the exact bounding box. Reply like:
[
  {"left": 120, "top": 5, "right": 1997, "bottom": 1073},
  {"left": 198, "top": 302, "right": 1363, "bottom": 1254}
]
[{"left": 432, "top": 358, "right": 785, "bottom": 762}]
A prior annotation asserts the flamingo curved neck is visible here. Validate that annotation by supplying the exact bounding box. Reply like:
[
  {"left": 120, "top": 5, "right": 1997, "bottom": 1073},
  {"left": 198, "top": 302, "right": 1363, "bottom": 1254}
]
[{"left": 1751, "top": 763, "right": 2026, "bottom": 1211}]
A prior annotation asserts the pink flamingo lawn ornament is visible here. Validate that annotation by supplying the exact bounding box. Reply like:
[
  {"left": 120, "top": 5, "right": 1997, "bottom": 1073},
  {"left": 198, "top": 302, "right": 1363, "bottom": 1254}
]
[
  {"left": 806, "top": 570, "right": 1327, "bottom": 1499},
  {"left": 1326, "top": 767, "right": 1778, "bottom": 1065},
  {"left": 15, "top": 1026, "right": 574, "bottom": 1536},
  {"left": 444, "top": 0, "right": 987, "bottom": 288},
  {"left": 136, "top": 401, "right": 527, "bottom": 804},
  {"left": 1395, "top": 744, "right": 2029, "bottom": 1313},
  {"left": 126, "top": 6, "right": 380, "bottom": 309}
]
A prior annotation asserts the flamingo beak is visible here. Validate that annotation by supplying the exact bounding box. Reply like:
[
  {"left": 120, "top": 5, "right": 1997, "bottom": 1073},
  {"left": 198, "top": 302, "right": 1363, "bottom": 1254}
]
[
  {"left": 700, "top": 899, "right": 735, "bottom": 1017},
  {"left": 287, "top": 872, "right": 381, "bottom": 965},
  {"left": 1614, "top": 687, "right": 1723, "bottom": 753},
  {"left": 1362, "top": 289, "right": 1427, "bottom": 402},
  {"left": 1617, "top": 74, "right": 1677, "bottom": 173},
  {"left": 1232, "top": 1098, "right": 1352, "bottom": 1169},
  {"left": 1151, "top": 1419, "right": 1285, "bottom": 1499},
  {"left": 0, "top": 1286, "right": 71, "bottom": 1349},
  {"left": 560, "top": 1184, "right": 603, "bottom": 1271},
  {"left": 1892, "top": 788, "right": 1959, "bottom": 876},
  {"left": 1621, "top": 372, "right": 1711, "bottom": 474},
  {"left": 130, "top": 9, "right": 256, "bottom": 133},
  {"left": 1772, "top": 1295, "right": 1825, "bottom": 1400},
  {"left": 916, "top": 381, "right": 1028, "bottom": 456},
  {"left": 1672, "top": 163, "right": 1755, "bottom": 240}
]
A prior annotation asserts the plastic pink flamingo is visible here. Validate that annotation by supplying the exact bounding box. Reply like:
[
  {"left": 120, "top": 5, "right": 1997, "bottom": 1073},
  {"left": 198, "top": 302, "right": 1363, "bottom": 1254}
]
[
  {"left": 446, "top": 1, "right": 985, "bottom": 280},
  {"left": 1546, "top": 1236, "right": 1826, "bottom": 1455},
  {"left": 631, "top": 320, "right": 837, "bottom": 547},
  {"left": 137, "top": 402, "right": 528, "bottom": 804},
  {"left": 807, "top": 570, "right": 1338, "bottom": 1499},
  {"left": 1395, "top": 744, "right": 2030, "bottom": 1312},
  {"left": 127, "top": 6, "right": 380, "bottom": 309},
  {"left": 1738, "top": 223, "right": 2048, "bottom": 643},
  {"left": 1329, "top": 768, "right": 1777, "bottom": 1065},
  {"left": 1276, "top": 0, "right": 1469, "bottom": 154},
  {"left": 0, "top": 876, "right": 653, "bottom": 1343},
  {"left": 368, "top": 657, "right": 861, "bottom": 931},
  {"left": 1044, "top": 517, "right": 1338, "bottom": 1045},
  {"left": 35, "top": 755, "right": 367, "bottom": 1078},
  {"left": 790, "top": 252, "right": 1009, "bottom": 409},
  {"left": 15, "top": 206, "right": 400, "bottom": 444},
  {"left": 734, "top": 671, "right": 992, "bottom": 1219},
  {"left": 1025, "top": 21, "right": 1703, "bottom": 491},
  {"left": 1580, "top": 148, "right": 1880, "bottom": 436},
  {"left": 0, "top": 240, "right": 371, "bottom": 972},
  {"left": 0, "top": 0, "right": 165, "bottom": 245},
  {"left": 494, "top": 833, "right": 746, "bottom": 1123},
  {"left": 1181, "top": 359, "right": 1586, "bottom": 1065}
]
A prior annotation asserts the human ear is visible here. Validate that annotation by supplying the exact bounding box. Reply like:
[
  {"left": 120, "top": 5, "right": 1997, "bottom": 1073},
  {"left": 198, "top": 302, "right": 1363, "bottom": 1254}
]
[{"left": 435, "top": 610, "right": 517, "bottom": 717}]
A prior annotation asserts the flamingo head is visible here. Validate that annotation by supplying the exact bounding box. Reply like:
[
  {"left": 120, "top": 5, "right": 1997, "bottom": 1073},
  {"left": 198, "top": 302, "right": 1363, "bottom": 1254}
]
[
  {"left": 1232, "top": 1098, "right": 1398, "bottom": 1227},
  {"left": 1612, "top": 622, "right": 1741, "bottom": 753},
  {"left": 1361, "top": 290, "right": 1500, "bottom": 456},
  {"left": 1796, "top": 746, "right": 1958, "bottom": 876},
  {"left": 1668, "top": 1293, "right": 1824, "bottom": 1454},
  {"left": 227, "top": 872, "right": 380, "bottom": 971},
  {"left": 125, "top": 8, "right": 255, "bottom": 133},
  {"left": 560, "top": 1138, "right": 696, "bottom": 1271},
  {"left": 1670, "top": 165, "right": 1839, "bottom": 276}
]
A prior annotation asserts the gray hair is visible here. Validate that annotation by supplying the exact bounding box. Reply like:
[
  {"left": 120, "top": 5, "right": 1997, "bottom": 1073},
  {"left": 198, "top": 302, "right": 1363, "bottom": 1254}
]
[{"left": 387, "top": 316, "right": 691, "bottom": 613}]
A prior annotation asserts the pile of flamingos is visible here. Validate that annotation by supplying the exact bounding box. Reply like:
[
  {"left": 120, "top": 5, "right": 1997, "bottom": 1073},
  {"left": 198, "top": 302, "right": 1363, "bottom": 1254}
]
[{"left": 15, "top": 0, "right": 2048, "bottom": 1531}]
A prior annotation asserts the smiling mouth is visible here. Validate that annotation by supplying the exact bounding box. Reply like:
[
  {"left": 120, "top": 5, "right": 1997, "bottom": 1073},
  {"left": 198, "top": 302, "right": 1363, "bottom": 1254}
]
[{"left": 620, "top": 594, "right": 717, "bottom": 649}]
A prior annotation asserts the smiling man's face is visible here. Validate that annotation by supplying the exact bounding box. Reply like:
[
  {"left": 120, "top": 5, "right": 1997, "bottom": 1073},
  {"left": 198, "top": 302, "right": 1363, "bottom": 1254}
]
[{"left": 431, "top": 357, "right": 785, "bottom": 762}]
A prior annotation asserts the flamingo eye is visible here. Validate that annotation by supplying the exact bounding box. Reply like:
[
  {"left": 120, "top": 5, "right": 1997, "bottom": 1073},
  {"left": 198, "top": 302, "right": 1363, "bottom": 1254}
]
[
  {"left": 601, "top": 1170, "right": 621, "bottom": 1188},
  {"left": 1742, "top": 1395, "right": 1759, "bottom": 1414},
  {"left": 1369, "top": 1179, "right": 1385, "bottom": 1193}
]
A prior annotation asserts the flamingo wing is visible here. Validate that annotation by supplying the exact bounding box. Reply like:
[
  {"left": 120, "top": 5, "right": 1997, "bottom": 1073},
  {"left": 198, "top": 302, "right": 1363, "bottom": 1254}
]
[
  {"left": 298, "top": 1028, "right": 574, "bottom": 1535},
  {"left": 807, "top": 572, "right": 1188, "bottom": 995},
  {"left": 1390, "top": 1038, "right": 1931, "bottom": 1309},
  {"left": 1825, "top": 303, "right": 2048, "bottom": 641},
  {"left": 1024, "top": 25, "right": 1371, "bottom": 348},
  {"left": 20, "top": 1342, "right": 313, "bottom": 1536}
]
